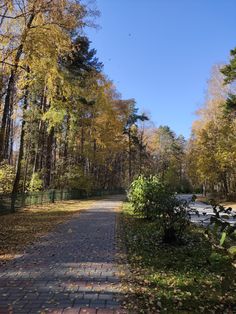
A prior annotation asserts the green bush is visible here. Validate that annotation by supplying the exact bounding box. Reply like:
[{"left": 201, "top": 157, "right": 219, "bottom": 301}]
[
  {"left": 206, "top": 199, "right": 236, "bottom": 255},
  {"left": 29, "top": 172, "right": 43, "bottom": 191},
  {"left": 128, "top": 175, "right": 166, "bottom": 219},
  {"left": 128, "top": 175, "right": 190, "bottom": 243}
]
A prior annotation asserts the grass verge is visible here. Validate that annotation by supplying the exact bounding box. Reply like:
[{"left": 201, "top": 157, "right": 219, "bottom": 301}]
[
  {"left": 0, "top": 199, "right": 95, "bottom": 265},
  {"left": 121, "top": 202, "right": 236, "bottom": 314}
]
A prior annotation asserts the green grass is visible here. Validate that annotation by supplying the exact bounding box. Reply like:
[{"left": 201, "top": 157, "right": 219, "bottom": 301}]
[{"left": 122, "top": 202, "right": 236, "bottom": 313}]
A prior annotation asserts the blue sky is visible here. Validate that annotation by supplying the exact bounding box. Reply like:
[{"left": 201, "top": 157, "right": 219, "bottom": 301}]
[{"left": 85, "top": 0, "right": 236, "bottom": 138}]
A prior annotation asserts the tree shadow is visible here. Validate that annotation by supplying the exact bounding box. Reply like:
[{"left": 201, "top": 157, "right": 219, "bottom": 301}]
[
  {"left": 0, "top": 197, "right": 126, "bottom": 313},
  {"left": 123, "top": 210, "right": 236, "bottom": 313}
]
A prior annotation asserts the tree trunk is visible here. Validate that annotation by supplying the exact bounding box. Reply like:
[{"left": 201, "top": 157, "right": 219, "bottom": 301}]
[
  {"left": 0, "top": 12, "right": 35, "bottom": 161},
  {"left": 44, "top": 127, "right": 54, "bottom": 189},
  {"left": 11, "top": 81, "right": 29, "bottom": 212},
  {"left": 33, "top": 88, "right": 47, "bottom": 174},
  {"left": 8, "top": 118, "right": 14, "bottom": 165},
  {"left": 64, "top": 114, "right": 70, "bottom": 159},
  {"left": 0, "top": 69, "right": 14, "bottom": 161},
  {"left": 128, "top": 128, "right": 132, "bottom": 184},
  {"left": 22, "top": 141, "right": 30, "bottom": 192}
]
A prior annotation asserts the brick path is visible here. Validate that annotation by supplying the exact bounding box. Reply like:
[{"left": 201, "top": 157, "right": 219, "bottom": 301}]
[{"left": 0, "top": 196, "right": 127, "bottom": 314}]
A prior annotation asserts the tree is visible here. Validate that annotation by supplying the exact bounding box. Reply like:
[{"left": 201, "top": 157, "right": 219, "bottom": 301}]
[
  {"left": 0, "top": 0, "right": 87, "bottom": 161},
  {"left": 146, "top": 126, "right": 189, "bottom": 191},
  {"left": 221, "top": 48, "right": 236, "bottom": 84},
  {"left": 0, "top": 0, "right": 153, "bottom": 210},
  {"left": 188, "top": 64, "right": 236, "bottom": 198},
  {"left": 123, "top": 101, "right": 149, "bottom": 183}
]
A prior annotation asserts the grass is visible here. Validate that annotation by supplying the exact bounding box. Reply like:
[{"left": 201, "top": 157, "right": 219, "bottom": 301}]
[
  {"left": 0, "top": 199, "right": 95, "bottom": 265},
  {"left": 121, "top": 202, "right": 236, "bottom": 313}
]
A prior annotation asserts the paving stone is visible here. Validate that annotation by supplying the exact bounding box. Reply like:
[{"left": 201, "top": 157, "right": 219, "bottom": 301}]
[
  {"left": 89, "top": 300, "right": 106, "bottom": 307},
  {"left": 98, "top": 293, "right": 114, "bottom": 300},
  {"left": 0, "top": 196, "right": 127, "bottom": 313},
  {"left": 74, "top": 300, "right": 90, "bottom": 307},
  {"left": 106, "top": 300, "right": 119, "bottom": 307},
  {"left": 62, "top": 308, "right": 80, "bottom": 314},
  {"left": 97, "top": 310, "right": 114, "bottom": 314},
  {"left": 79, "top": 308, "right": 96, "bottom": 314},
  {"left": 113, "top": 310, "right": 127, "bottom": 314},
  {"left": 83, "top": 293, "right": 98, "bottom": 300}
]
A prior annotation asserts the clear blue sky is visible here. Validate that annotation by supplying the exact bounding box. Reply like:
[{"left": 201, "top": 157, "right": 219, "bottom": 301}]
[{"left": 85, "top": 0, "right": 236, "bottom": 138}]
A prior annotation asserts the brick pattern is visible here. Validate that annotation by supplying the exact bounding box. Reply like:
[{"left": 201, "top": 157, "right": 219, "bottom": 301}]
[{"left": 0, "top": 196, "right": 127, "bottom": 314}]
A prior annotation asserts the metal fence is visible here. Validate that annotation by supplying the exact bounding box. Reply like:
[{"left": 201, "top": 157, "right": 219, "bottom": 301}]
[{"left": 0, "top": 188, "right": 125, "bottom": 214}]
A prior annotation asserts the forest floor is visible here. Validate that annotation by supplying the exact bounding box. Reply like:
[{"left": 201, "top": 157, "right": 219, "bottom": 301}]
[
  {"left": 121, "top": 202, "right": 236, "bottom": 314},
  {"left": 0, "top": 196, "right": 127, "bottom": 313}
]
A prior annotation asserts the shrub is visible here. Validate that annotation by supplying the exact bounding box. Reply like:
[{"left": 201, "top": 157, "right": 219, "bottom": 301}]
[
  {"left": 128, "top": 175, "right": 168, "bottom": 219},
  {"left": 0, "top": 161, "right": 15, "bottom": 194},
  {"left": 206, "top": 199, "right": 236, "bottom": 255},
  {"left": 128, "top": 175, "right": 190, "bottom": 243},
  {"left": 160, "top": 196, "right": 190, "bottom": 243},
  {"left": 29, "top": 172, "right": 43, "bottom": 191}
]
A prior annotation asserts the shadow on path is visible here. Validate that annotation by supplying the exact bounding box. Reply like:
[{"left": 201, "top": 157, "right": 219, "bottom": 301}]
[{"left": 0, "top": 195, "right": 127, "bottom": 314}]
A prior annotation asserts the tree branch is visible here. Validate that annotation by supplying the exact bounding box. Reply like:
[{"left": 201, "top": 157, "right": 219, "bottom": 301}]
[{"left": 0, "top": 60, "right": 27, "bottom": 71}]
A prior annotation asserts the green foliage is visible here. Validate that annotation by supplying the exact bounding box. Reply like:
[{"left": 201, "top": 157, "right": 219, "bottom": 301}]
[
  {"left": 0, "top": 161, "right": 15, "bottom": 194},
  {"left": 54, "top": 164, "right": 93, "bottom": 191},
  {"left": 221, "top": 47, "right": 236, "bottom": 84},
  {"left": 128, "top": 175, "right": 175, "bottom": 220},
  {"left": 220, "top": 231, "right": 227, "bottom": 246},
  {"left": 204, "top": 199, "right": 236, "bottom": 260},
  {"left": 228, "top": 246, "right": 236, "bottom": 256},
  {"left": 42, "top": 107, "right": 67, "bottom": 130},
  {"left": 149, "top": 126, "right": 190, "bottom": 192},
  {"left": 29, "top": 173, "right": 43, "bottom": 192},
  {"left": 128, "top": 175, "right": 190, "bottom": 242},
  {"left": 225, "top": 94, "right": 236, "bottom": 116},
  {"left": 160, "top": 200, "right": 190, "bottom": 243}
]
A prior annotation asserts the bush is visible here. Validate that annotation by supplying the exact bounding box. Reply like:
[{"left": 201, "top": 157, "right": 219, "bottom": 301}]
[
  {"left": 160, "top": 196, "right": 190, "bottom": 243},
  {"left": 206, "top": 199, "right": 236, "bottom": 254},
  {"left": 0, "top": 161, "right": 15, "bottom": 194},
  {"left": 128, "top": 175, "right": 190, "bottom": 243},
  {"left": 28, "top": 172, "right": 43, "bottom": 191},
  {"left": 128, "top": 175, "right": 167, "bottom": 219}
]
